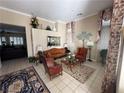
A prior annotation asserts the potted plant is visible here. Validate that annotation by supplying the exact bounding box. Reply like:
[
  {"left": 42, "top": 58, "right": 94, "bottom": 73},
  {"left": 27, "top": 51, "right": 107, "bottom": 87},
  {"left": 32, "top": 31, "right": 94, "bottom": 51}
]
[
  {"left": 28, "top": 56, "right": 36, "bottom": 63},
  {"left": 30, "top": 16, "right": 39, "bottom": 28},
  {"left": 77, "top": 32, "right": 92, "bottom": 47}
]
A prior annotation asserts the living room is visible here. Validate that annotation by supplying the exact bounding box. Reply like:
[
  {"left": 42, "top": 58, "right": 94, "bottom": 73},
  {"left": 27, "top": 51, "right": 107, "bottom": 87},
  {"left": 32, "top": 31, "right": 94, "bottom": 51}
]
[{"left": 0, "top": 0, "right": 124, "bottom": 93}]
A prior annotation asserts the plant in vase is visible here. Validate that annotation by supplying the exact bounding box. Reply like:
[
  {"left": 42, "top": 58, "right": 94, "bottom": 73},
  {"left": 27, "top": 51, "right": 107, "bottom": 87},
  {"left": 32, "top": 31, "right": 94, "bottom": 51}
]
[
  {"left": 30, "top": 16, "right": 39, "bottom": 28},
  {"left": 66, "top": 53, "right": 76, "bottom": 64}
]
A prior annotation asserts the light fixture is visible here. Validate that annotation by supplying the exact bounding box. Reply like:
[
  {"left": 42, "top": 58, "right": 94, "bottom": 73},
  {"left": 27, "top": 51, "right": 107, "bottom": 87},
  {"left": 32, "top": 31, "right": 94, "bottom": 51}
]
[
  {"left": 87, "top": 41, "right": 94, "bottom": 62},
  {"left": 87, "top": 41, "right": 94, "bottom": 48}
]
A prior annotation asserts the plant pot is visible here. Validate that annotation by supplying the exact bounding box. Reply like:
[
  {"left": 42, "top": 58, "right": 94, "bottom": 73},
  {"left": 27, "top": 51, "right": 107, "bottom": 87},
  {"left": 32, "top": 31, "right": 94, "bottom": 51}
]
[{"left": 32, "top": 25, "right": 38, "bottom": 28}]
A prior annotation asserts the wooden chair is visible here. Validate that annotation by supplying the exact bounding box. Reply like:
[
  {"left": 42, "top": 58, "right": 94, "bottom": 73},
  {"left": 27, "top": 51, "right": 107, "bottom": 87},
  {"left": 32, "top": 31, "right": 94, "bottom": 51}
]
[
  {"left": 75, "top": 47, "right": 88, "bottom": 64},
  {"left": 38, "top": 52, "right": 63, "bottom": 80}
]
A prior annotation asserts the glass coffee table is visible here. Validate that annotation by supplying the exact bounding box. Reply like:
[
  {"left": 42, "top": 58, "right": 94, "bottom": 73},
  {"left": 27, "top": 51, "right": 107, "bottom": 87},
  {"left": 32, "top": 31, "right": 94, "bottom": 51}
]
[{"left": 61, "top": 53, "right": 77, "bottom": 72}]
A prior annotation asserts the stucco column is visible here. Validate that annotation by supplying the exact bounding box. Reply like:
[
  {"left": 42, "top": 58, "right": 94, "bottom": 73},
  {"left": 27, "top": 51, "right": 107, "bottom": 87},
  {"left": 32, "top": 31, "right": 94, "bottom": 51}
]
[{"left": 101, "top": 0, "right": 124, "bottom": 93}]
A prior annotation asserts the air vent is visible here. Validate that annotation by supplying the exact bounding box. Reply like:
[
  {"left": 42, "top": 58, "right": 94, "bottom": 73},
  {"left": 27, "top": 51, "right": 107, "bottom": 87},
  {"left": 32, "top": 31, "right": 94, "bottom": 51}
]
[{"left": 77, "top": 13, "right": 83, "bottom": 16}]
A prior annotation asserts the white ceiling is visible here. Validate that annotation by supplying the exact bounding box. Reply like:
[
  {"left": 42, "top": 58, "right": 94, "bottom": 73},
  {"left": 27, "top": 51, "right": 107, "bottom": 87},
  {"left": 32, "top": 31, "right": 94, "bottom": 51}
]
[{"left": 0, "top": 0, "right": 113, "bottom": 22}]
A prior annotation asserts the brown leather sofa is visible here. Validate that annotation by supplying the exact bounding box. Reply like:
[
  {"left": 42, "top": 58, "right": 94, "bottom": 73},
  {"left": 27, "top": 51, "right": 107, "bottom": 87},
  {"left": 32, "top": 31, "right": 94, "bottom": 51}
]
[{"left": 44, "top": 48, "right": 66, "bottom": 59}]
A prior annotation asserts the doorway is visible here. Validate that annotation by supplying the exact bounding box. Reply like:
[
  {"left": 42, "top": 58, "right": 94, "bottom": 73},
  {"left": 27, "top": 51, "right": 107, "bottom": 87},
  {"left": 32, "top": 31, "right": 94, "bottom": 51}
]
[{"left": 0, "top": 23, "right": 27, "bottom": 61}]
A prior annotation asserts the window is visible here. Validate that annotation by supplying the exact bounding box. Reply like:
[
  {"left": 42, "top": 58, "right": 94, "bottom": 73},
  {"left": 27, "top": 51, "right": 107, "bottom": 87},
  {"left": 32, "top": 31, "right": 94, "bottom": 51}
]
[
  {"left": 17, "top": 37, "right": 20, "bottom": 45},
  {"left": 1, "top": 37, "right": 6, "bottom": 45},
  {"left": 14, "top": 37, "right": 17, "bottom": 45},
  {"left": 20, "top": 37, "right": 23, "bottom": 45},
  {"left": 2, "top": 37, "right": 6, "bottom": 42},
  {"left": 9, "top": 37, "right": 24, "bottom": 45},
  {"left": 0, "top": 36, "right": 7, "bottom": 46},
  {"left": 10, "top": 37, "right": 14, "bottom": 45},
  {"left": 0, "top": 37, "right": 1, "bottom": 45}
]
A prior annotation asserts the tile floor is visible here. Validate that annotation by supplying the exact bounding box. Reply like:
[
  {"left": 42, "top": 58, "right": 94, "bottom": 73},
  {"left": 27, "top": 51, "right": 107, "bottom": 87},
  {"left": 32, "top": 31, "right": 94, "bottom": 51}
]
[{"left": 0, "top": 58, "right": 105, "bottom": 93}]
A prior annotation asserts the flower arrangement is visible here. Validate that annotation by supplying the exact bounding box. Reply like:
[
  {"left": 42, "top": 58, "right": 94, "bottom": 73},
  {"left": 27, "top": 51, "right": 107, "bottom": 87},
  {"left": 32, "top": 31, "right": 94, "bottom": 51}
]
[
  {"left": 66, "top": 53, "right": 76, "bottom": 63},
  {"left": 30, "top": 16, "right": 39, "bottom": 28}
]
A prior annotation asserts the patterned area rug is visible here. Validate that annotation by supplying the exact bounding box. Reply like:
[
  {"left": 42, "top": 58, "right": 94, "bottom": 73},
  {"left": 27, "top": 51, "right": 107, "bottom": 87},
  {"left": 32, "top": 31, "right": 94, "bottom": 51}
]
[
  {"left": 0, "top": 66, "right": 50, "bottom": 93},
  {"left": 62, "top": 63, "right": 95, "bottom": 84}
]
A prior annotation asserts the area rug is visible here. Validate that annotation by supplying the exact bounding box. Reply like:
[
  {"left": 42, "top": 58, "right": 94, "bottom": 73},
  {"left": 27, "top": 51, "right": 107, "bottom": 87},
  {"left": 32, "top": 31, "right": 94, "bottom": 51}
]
[
  {"left": 0, "top": 66, "right": 50, "bottom": 93},
  {"left": 62, "top": 63, "right": 95, "bottom": 84}
]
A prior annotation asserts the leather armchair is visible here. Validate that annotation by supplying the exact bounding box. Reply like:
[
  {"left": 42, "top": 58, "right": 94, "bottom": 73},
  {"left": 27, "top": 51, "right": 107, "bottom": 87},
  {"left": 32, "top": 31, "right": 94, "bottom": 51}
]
[
  {"left": 38, "top": 52, "right": 63, "bottom": 80},
  {"left": 75, "top": 47, "right": 88, "bottom": 64}
]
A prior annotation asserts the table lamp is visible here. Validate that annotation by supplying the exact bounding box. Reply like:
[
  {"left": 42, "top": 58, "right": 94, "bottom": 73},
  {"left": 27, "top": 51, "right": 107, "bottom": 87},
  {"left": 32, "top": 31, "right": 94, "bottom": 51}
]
[
  {"left": 36, "top": 45, "right": 43, "bottom": 55},
  {"left": 37, "top": 46, "right": 43, "bottom": 52},
  {"left": 63, "top": 43, "right": 67, "bottom": 47}
]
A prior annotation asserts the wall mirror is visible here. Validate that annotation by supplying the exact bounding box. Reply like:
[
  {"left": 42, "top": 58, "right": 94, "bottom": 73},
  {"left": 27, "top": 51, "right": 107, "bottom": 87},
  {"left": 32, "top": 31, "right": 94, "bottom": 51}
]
[{"left": 47, "top": 36, "right": 60, "bottom": 47}]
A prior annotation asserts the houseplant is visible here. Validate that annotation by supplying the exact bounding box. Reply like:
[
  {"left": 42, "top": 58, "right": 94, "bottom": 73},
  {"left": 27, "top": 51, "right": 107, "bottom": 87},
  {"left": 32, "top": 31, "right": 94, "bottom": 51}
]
[
  {"left": 28, "top": 56, "right": 36, "bottom": 63},
  {"left": 30, "top": 17, "right": 39, "bottom": 28},
  {"left": 77, "top": 32, "right": 92, "bottom": 47}
]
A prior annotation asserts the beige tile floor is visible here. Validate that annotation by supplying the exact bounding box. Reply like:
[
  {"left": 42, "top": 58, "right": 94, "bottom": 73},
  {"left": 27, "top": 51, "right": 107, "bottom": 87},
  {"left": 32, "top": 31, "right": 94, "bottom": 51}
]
[{"left": 0, "top": 58, "right": 105, "bottom": 93}]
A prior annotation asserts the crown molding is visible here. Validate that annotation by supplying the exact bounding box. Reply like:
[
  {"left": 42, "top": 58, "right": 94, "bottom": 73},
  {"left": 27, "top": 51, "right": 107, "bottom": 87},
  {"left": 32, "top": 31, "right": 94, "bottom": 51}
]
[
  {"left": 56, "top": 20, "right": 67, "bottom": 24},
  {"left": 37, "top": 17, "right": 55, "bottom": 23},
  {"left": 65, "top": 12, "right": 98, "bottom": 23},
  {"left": 0, "top": 6, "right": 31, "bottom": 17},
  {"left": 0, "top": 6, "right": 97, "bottom": 24},
  {"left": 0, "top": 6, "right": 56, "bottom": 23}
]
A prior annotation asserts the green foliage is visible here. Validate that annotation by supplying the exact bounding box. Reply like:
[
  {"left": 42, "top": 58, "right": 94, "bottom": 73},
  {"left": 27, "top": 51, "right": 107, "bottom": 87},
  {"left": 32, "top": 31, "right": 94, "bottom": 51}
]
[
  {"left": 66, "top": 53, "right": 76, "bottom": 63},
  {"left": 28, "top": 56, "right": 36, "bottom": 63},
  {"left": 77, "top": 32, "right": 92, "bottom": 47},
  {"left": 31, "top": 17, "right": 39, "bottom": 28},
  {"left": 77, "top": 32, "right": 92, "bottom": 41}
]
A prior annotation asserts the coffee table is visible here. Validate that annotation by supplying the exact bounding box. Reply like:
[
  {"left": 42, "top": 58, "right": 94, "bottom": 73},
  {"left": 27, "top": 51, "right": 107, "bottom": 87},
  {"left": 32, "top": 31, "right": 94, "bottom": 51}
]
[{"left": 61, "top": 54, "right": 77, "bottom": 72}]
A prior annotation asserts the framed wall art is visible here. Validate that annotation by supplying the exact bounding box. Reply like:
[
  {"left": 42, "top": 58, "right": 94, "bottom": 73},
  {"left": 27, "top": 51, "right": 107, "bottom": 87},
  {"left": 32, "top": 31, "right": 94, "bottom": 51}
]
[{"left": 47, "top": 36, "right": 60, "bottom": 46}]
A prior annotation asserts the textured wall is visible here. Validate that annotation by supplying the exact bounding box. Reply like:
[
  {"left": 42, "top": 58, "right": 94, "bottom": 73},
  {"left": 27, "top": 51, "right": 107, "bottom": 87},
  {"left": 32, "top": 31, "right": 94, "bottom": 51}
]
[{"left": 101, "top": 0, "right": 124, "bottom": 92}]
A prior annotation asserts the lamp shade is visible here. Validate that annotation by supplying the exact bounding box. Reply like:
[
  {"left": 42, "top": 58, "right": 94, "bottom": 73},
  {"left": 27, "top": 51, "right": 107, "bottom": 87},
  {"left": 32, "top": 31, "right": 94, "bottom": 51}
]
[
  {"left": 87, "top": 41, "right": 94, "bottom": 47},
  {"left": 37, "top": 45, "right": 43, "bottom": 52},
  {"left": 37, "top": 47, "right": 42, "bottom": 51},
  {"left": 63, "top": 43, "right": 67, "bottom": 47}
]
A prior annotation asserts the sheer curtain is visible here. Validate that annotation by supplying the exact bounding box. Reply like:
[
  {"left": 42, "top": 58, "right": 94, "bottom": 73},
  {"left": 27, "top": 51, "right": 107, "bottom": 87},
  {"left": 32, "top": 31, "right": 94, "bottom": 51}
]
[
  {"left": 97, "top": 25, "right": 110, "bottom": 50},
  {"left": 66, "top": 21, "right": 75, "bottom": 52},
  {"left": 96, "top": 8, "right": 112, "bottom": 43}
]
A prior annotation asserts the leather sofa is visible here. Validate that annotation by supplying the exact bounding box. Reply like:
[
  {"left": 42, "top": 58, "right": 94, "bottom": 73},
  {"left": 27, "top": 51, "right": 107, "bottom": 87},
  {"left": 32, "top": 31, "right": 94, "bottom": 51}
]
[{"left": 44, "top": 48, "right": 66, "bottom": 59}]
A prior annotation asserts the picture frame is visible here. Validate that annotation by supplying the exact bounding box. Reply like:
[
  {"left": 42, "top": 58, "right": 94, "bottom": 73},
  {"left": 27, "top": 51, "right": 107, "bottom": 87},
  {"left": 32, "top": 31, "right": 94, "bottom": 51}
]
[{"left": 47, "top": 36, "right": 60, "bottom": 46}]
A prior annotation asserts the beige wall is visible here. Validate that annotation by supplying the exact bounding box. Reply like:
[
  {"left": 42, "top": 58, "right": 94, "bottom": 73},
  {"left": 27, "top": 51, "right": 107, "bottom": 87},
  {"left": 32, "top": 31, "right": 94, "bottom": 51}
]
[
  {"left": 0, "top": 8, "right": 66, "bottom": 57},
  {"left": 74, "top": 15, "right": 99, "bottom": 60}
]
